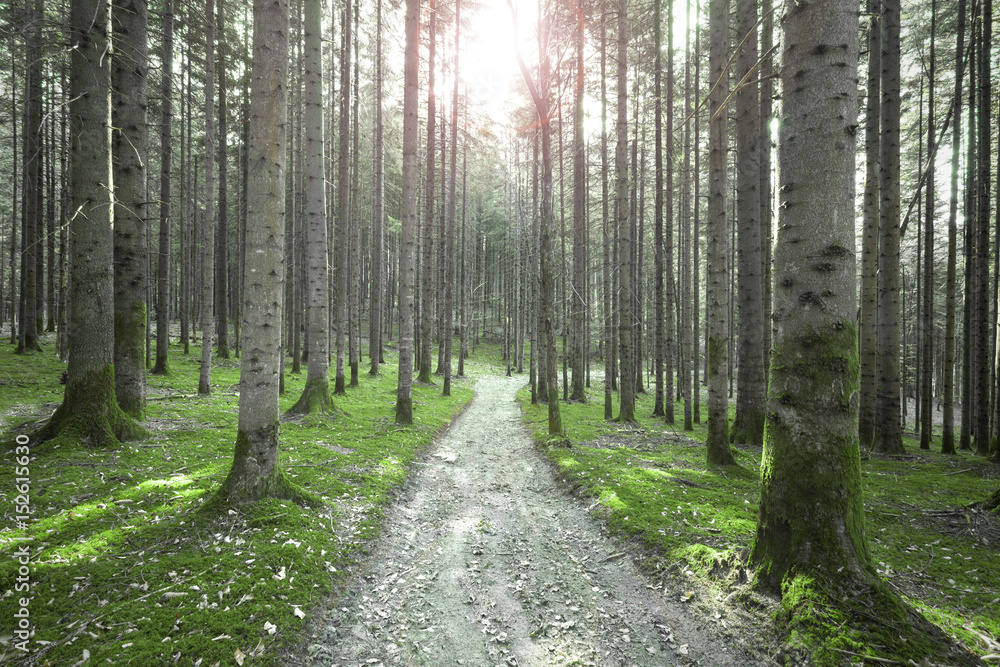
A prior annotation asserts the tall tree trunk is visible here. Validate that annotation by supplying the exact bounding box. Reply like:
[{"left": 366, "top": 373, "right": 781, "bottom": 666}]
[
  {"left": 859, "top": 1, "right": 880, "bottom": 449},
  {"left": 750, "top": 0, "right": 870, "bottom": 590},
  {"left": 288, "top": 0, "right": 332, "bottom": 414},
  {"left": 652, "top": 0, "right": 665, "bottom": 416},
  {"left": 943, "top": 0, "right": 965, "bottom": 454},
  {"left": 975, "top": 0, "right": 992, "bottom": 456},
  {"left": 334, "top": 0, "right": 352, "bottom": 394},
  {"left": 200, "top": 0, "right": 218, "bottom": 395},
  {"left": 616, "top": 0, "right": 634, "bottom": 423},
  {"left": 396, "top": 0, "right": 419, "bottom": 423},
  {"left": 874, "top": 0, "right": 904, "bottom": 453},
  {"left": 369, "top": 0, "right": 384, "bottom": 376},
  {"left": 37, "top": 0, "right": 145, "bottom": 446},
  {"left": 443, "top": 0, "right": 461, "bottom": 397},
  {"left": 706, "top": 0, "right": 734, "bottom": 465},
  {"left": 418, "top": 0, "right": 437, "bottom": 385},
  {"left": 921, "top": 0, "right": 936, "bottom": 450},
  {"left": 215, "top": 0, "right": 230, "bottom": 359},
  {"left": 731, "top": 0, "right": 764, "bottom": 447},
  {"left": 153, "top": 0, "right": 173, "bottom": 375},
  {"left": 112, "top": 0, "right": 150, "bottom": 416},
  {"left": 216, "top": 0, "right": 304, "bottom": 504},
  {"left": 601, "top": 9, "right": 613, "bottom": 421},
  {"left": 18, "top": 0, "right": 42, "bottom": 354},
  {"left": 570, "top": 4, "right": 586, "bottom": 402}
]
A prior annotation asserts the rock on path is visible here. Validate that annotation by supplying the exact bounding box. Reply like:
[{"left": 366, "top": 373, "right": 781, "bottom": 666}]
[{"left": 290, "top": 376, "right": 757, "bottom": 666}]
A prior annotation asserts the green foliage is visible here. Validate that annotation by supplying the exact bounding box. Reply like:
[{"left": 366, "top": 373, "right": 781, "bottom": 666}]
[
  {"left": 519, "top": 379, "right": 998, "bottom": 664},
  {"left": 0, "top": 334, "right": 477, "bottom": 666}
]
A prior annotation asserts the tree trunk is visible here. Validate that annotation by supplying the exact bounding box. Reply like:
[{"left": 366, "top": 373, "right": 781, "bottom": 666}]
[
  {"left": 288, "top": 0, "right": 332, "bottom": 414},
  {"left": 418, "top": 0, "right": 437, "bottom": 386},
  {"left": 943, "top": 0, "right": 965, "bottom": 454},
  {"left": 731, "top": 0, "right": 764, "bottom": 447},
  {"left": 750, "top": 0, "right": 871, "bottom": 589},
  {"left": 975, "top": 0, "right": 992, "bottom": 456},
  {"left": 215, "top": 0, "right": 230, "bottom": 359},
  {"left": 395, "top": 0, "right": 419, "bottom": 424},
  {"left": 921, "top": 0, "right": 936, "bottom": 450},
  {"left": 874, "top": 0, "right": 904, "bottom": 453},
  {"left": 369, "top": 0, "right": 384, "bottom": 377},
  {"left": 570, "top": 5, "right": 586, "bottom": 403},
  {"left": 705, "top": 0, "right": 734, "bottom": 465},
  {"left": 216, "top": 0, "right": 305, "bottom": 504},
  {"left": 859, "top": 2, "right": 880, "bottom": 449},
  {"left": 615, "top": 0, "right": 634, "bottom": 424},
  {"left": 112, "top": 0, "right": 149, "bottom": 417},
  {"left": 36, "top": 0, "right": 145, "bottom": 447},
  {"left": 18, "top": 0, "right": 42, "bottom": 355},
  {"left": 601, "top": 10, "right": 613, "bottom": 421},
  {"left": 153, "top": 0, "right": 173, "bottom": 375},
  {"left": 199, "top": 0, "right": 218, "bottom": 395},
  {"left": 443, "top": 0, "right": 461, "bottom": 397}
]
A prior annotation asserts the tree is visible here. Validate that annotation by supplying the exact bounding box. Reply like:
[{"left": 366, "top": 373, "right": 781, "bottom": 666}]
[
  {"left": 17, "top": 0, "right": 42, "bottom": 355},
  {"left": 152, "top": 0, "right": 174, "bottom": 376},
  {"left": 750, "top": 0, "right": 869, "bottom": 589},
  {"left": 942, "top": 0, "right": 965, "bottom": 455},
  {"left": 112, "top": 0, "right": 149, "bottom": 417},
  {"left": 705, "top": 0, "right": 735, "bottom": 466},
  {"left": 395, "top": 0, "right": 419, "bottom": 424},
  {"left": 730, "top": 0, "right": 764, "bottom": 447},
  {"left": 615, "top": 0, "right": 635, "bottom": 424},
  {"left": 215, "top": 0, "right": 230, "bottom": 359},
  {"left": 652, "top": 0, "right": 665, "bottom": 417},
  {"left": 36, "top": 0, "right": 145, "bottom": 447},
  {"left": 569, "top": 0, "right": 586, "bottom": 403},
  {"left": 334, "top": 0, "right": 352, "bottom": 395},
  {"left": 508, "top": 0, "right": 563, "bottom": 438},
  {"left": 859, "top": 1, "right": 880, "bottom": 449},
  {"left": 418, "top": 0, "right": 437, "bottom": 386},
  {"left": 442, "top": 0, "right": 461, "bottom": 398},
  {"left": 369, "top": 0, "right": 384, "bottom": 377},
  {"left": 199, "top": 0, "right": 218, "bottom": 396},
  {"left": 874, "top": 0, "right": 904, "bottom": 453},
  {"left": 920, "top": 0, "right": 936, "bottom": 450},
  {"left": 216, "top": 0, "right": 304, "bottom": 503},
  {"left": 288, "top": 0, "right": 332, "bottom": 415}
]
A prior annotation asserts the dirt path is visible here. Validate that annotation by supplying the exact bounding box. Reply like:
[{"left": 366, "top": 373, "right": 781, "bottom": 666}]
[{"left": 290, "top": 376, "right": 759, "bottom": 666}]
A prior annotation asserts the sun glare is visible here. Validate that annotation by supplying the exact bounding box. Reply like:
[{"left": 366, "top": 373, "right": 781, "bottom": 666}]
[{"left": 461, "top": 0, "right": 523, "bottom": 122}]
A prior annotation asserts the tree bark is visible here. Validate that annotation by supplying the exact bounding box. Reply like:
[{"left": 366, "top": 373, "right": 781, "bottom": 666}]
[
  {"left": 334, "top": 0, "right": 352, "bottom": 395},
  {"left": 369, "top": 0, "right": 384, "bottom": 377},
  {"left": 418, "top": 0, "right": 437, "bottom": 386},
  {"left": 750, "top": 0, "right": 871, "bottom": 589},
  {"left": 615, "top": 0, "right": 634, "bottom": 424},
  {"left": 153, "top": 0, "right": 173, "bottom": 375},
  {"left": 215, "top": 0, "right": 230, "bottom": 359},
  {"left": 199, "top": 0, "right": 218, "bottom": 395},
  {"left": 395, "top": 0, "right": 419, "bottom": 424},
  {"left": 112, "top": 0, "right": 149, "bottom": 417},
  {"left": 706, "top": 0, "right": 734, "bottom": 466}
]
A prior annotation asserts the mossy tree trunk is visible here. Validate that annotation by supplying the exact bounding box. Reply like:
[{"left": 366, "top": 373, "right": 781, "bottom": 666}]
[
  {"left": 395, "top": 0, "right": 419, "bottom": 425},
  {"left": 705, "top": 0, "right": 734, "bottom": 466},
  {"left": 112, "top": 0, "right": 149, "bottom": 418},
  {"left": 36, "top": 0, "right": 146, "bottom": 448},
  {"left": 731, "top": 0, "right": 764, "bottom": 448},
  {"left": 217, "top": 0, "right": 299, "bottom": 504},
  {"left": 750, "top": 0, "right": 872, "bottom": 590}
]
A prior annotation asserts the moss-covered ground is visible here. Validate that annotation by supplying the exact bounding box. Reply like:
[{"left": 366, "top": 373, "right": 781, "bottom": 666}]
[
  {"left": 520, "top": 378, "right": 1000, "bottom": 665},
  {"left": 0, "top": 333, "right": 486, "bottom": 666}
]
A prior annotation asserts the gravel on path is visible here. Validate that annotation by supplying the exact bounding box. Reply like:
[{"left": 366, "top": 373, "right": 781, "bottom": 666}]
[{"left": 289, "top": 375, "right": 762, "bottom": 666}]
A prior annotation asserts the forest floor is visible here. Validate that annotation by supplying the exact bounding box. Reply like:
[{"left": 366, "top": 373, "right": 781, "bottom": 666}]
[{"left": 285, "top": 375, "right": 762, "bottom": 666}]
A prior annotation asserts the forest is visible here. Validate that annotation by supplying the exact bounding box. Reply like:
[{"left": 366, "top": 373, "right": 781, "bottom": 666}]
[{"left": 1, "top": 0, "right": 999, "bottom": 663}]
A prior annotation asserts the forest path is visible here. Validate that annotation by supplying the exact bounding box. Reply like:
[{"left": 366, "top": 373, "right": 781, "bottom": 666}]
[{"left": 290, "top": 375, "right": 756, "bottom": 666}]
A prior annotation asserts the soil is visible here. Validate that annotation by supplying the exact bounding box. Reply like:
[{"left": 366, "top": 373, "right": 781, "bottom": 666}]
[{"left": 287, "top": 376, "right": 766, "bottom": 666}]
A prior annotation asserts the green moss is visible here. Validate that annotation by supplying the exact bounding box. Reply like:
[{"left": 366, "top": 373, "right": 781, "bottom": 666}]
[{"left": 0, "top": 334, "right": 483, "bottom": 666}]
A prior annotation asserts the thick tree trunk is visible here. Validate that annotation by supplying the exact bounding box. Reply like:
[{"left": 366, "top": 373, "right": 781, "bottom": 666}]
[
  {"left": 975, "top": 0, "right": 992, "bottom": 456},
  {"left": 112, "top": 0, "right": 149, "bottom": 417},
  {"left": 37, "top": 0, "right": 145, "bottom": 447},
  {"left": 216, "top": 0, "right": 304, "bottom": 505},
  {"left": 750, "top": 0, "right": 871, "bottom": 588},
  {"left": 705, "top": 0, "right": 734, "bottom": 466}
]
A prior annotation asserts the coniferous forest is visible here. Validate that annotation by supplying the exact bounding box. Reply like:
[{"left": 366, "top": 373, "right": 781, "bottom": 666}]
[{"left": 1, "top": 0, "right": 999, "bottom": 664}]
